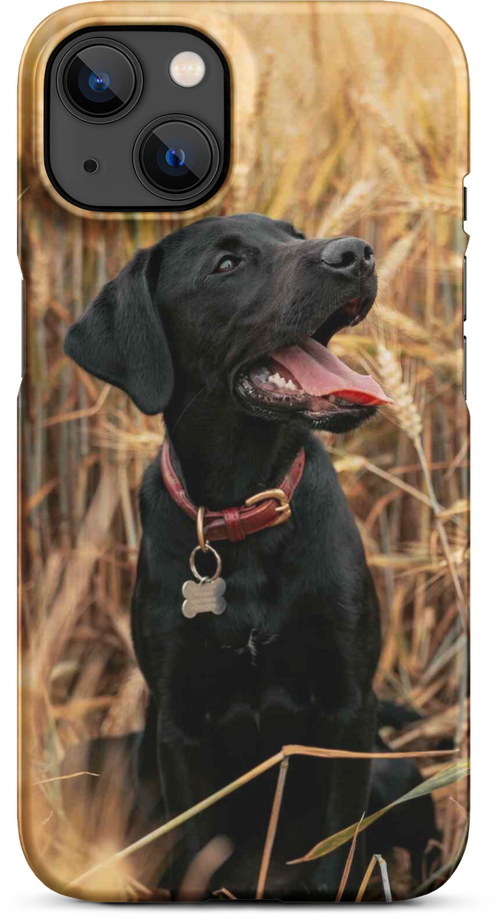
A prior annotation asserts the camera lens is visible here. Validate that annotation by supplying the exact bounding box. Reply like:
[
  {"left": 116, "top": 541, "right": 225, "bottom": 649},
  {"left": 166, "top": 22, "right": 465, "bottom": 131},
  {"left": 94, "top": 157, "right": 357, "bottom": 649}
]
[
  {"left": 166, "top": 148, "right": 186, "bottom": 167},
  {"left": 134, "top": 116, "right": 220, "bottom": 201},
  {"left": 88, "top": 71, "right": 111, "bottom": 92},
  {"left": 57, "top": 39, "right": 143, "bottom": 123}
]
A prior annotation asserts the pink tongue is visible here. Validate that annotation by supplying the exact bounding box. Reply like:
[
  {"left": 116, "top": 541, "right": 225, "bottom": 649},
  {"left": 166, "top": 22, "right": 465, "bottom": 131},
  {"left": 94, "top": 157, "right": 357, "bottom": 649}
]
[{"left": 271, "top": 338, "right": 392, "bottom": 406}]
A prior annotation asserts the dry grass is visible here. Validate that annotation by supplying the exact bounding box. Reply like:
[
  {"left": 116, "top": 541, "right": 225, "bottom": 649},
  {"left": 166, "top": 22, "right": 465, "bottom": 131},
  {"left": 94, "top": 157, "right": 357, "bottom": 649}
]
[{"left": 19, "top": 4, "right": 468, "bottom": 902}]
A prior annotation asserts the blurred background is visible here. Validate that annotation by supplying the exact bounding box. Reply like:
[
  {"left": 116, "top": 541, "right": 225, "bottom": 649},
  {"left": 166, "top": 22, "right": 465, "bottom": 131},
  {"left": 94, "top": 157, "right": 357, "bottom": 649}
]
[{"left": 18, "top": 2, "right": 468, "bottom": 901}]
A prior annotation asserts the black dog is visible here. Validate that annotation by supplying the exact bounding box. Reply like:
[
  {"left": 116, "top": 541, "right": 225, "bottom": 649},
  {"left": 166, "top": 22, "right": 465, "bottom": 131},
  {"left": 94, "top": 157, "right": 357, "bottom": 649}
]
[{"left": 65, "top": 214, "right": 392, "bottom": 899}]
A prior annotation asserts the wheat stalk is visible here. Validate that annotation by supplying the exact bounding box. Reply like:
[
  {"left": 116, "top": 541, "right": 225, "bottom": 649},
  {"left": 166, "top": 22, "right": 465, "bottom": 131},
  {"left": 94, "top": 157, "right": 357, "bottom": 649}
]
[
  {"left": 374, "top": 302, "right": 431, "bottom": 343},
  {"left": 377, "top": 344, "right": 423, "bottom": 442},
  {"left": 376, "top": 344, "right": 467, "bottom": 629},
  {"left": 358, "top": 93, "right": 423, "bottom": 174},
  {"left": 318, "top": 179, "right": 377, "bottom": 237},
  {"left": 377, "top": 218, "right": 426, "bottom": 289}
]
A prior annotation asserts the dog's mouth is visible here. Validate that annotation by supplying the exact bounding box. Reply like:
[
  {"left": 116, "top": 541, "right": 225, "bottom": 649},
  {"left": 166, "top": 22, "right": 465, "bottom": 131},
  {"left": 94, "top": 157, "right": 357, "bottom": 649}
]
[{"left": 235, "top": 296, "right": 392, "bottom": 426}]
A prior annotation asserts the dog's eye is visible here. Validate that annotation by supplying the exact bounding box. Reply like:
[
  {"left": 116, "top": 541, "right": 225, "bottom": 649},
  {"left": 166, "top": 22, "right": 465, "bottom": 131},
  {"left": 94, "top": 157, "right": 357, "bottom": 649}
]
[{"left": 215, "top": 256, "right": 239, "bottom": 273}]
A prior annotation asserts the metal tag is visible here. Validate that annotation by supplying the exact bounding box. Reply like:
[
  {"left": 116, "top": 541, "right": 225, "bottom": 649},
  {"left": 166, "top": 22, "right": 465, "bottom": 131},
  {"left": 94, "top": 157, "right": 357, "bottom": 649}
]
[
  {"left": 182, "top": 576, "right": 227, "bottom": 618},
  {"left": 181, "top": 541, "right": 227, "bottom": 618}
]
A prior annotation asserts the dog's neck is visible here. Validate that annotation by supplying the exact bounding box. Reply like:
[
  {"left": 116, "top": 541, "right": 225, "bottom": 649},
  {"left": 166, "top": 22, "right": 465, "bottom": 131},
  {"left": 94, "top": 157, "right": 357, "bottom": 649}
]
[{"left": 164, "top": 393, "right": 306, "bottom": 510}]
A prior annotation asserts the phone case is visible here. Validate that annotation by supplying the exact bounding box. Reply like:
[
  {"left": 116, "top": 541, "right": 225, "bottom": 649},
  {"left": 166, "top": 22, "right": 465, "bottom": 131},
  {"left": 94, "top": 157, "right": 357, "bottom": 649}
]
[{"left": 18, "top": 1, "right": 469, "bottom": 903}]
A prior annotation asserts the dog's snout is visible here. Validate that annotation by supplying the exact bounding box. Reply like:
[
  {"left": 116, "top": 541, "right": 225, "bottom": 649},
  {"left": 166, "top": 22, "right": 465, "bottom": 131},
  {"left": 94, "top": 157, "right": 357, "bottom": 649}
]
[{"left": 322, "top": 237, "right": 374, "bottom": 276}]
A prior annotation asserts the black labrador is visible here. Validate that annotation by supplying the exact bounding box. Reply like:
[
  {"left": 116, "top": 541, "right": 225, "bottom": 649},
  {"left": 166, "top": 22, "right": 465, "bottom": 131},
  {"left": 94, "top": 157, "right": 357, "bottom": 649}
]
[{"left": 65, "top": 213, "right": 393, "bottom": 899}]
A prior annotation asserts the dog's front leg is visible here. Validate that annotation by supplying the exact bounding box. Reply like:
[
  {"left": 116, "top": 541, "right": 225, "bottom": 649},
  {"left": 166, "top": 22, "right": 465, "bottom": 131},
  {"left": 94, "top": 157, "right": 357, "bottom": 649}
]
[
  {"left": 156, "top": 710, "right": 220, "bottom": 898},
  {"left": 134, "top": 620, "right": 225, "bottom": 896},
  {"left": 308, "top": 694, "right": 377, "bottom": 901}
]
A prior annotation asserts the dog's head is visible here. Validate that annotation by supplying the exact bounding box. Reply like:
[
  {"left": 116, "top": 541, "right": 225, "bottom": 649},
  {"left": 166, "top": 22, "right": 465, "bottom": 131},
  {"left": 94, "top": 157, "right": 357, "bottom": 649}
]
[{"left": 65, "top": 213, "right": 390, "bottom": 433}]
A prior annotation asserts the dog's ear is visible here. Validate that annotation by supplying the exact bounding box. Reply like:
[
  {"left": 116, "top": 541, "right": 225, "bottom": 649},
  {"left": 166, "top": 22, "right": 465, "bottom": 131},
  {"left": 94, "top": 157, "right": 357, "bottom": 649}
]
[{"left": 64, "top": 246, "right": 173, "bottom": 415}]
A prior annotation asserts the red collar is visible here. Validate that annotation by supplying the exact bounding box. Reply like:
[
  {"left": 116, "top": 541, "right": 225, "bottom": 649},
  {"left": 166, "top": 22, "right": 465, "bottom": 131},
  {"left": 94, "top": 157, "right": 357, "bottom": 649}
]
[{"left": 160, "top": 440, "right": 305, "bottom": 543}]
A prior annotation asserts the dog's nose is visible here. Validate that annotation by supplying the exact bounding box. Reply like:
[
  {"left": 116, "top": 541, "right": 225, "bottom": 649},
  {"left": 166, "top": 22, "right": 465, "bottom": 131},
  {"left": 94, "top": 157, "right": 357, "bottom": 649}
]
[{"left": 322, "top": 237, "right": 375, "bottom": 276}]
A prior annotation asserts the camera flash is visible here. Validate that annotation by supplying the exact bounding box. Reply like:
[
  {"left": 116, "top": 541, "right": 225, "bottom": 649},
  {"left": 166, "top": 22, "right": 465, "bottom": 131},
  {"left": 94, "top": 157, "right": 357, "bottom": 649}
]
[{"left": 169, "top": 51, "right": 206, "bottom": 88}]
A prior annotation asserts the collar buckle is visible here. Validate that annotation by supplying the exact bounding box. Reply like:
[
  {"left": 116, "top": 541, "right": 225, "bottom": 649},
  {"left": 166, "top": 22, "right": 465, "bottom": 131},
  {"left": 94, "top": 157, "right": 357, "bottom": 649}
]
[{"left": 245, "top": 488, "right": 292, "bottom": 527}]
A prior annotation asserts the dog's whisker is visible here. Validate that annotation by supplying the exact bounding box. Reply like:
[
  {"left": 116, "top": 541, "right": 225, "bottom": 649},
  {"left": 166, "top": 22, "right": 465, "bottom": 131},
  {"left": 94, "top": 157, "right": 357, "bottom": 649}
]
[{"left": 171, "top": 386, "right": 209, "bottom": 433}]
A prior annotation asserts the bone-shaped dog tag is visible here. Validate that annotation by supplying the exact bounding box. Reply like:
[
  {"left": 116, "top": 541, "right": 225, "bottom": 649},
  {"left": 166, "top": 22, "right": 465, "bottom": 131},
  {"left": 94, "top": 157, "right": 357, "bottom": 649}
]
[
  {"left": 182, "top": 577, "right": 227, "bottom": 618},
  {"left": 181, "top": 542, "right": 227, "bottom": 619}
]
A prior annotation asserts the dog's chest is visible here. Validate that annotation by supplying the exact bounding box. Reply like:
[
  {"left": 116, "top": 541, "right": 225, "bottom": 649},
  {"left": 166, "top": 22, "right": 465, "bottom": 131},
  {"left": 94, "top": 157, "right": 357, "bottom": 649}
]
[
  {"left": 184, "top": 535, "right": 337, "bottom": 668},
  {"left": 220, "top": 627, "right": 279, "bottom": 665}
]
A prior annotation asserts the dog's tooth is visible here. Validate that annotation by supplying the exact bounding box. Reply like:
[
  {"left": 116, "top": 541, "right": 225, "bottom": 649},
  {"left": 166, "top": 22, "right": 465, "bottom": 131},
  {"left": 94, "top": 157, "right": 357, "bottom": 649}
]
[{"left": 285, "top": 380, "right": 297, "bottom": 391}]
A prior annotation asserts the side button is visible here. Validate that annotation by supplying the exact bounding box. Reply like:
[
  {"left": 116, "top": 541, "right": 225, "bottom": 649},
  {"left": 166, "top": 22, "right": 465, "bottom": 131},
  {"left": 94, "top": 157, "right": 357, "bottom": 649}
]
[
  {"left": 463, "top": 255, "right": 469, "bottom": 401},
  {"left": 16, "top": 271, "right": 24, "bottom": 387},
  {"left": 464, "top": 178, "right": 472, "bottom": 231},
  {"left": 21, "top": 278, "right": 25, "bottom": 380},
  {"left": 464, "top": 319, "right": 469, "bottom": 401},
  {"left": 463, "top": 178, "right": 472, "bottom": 401}
]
